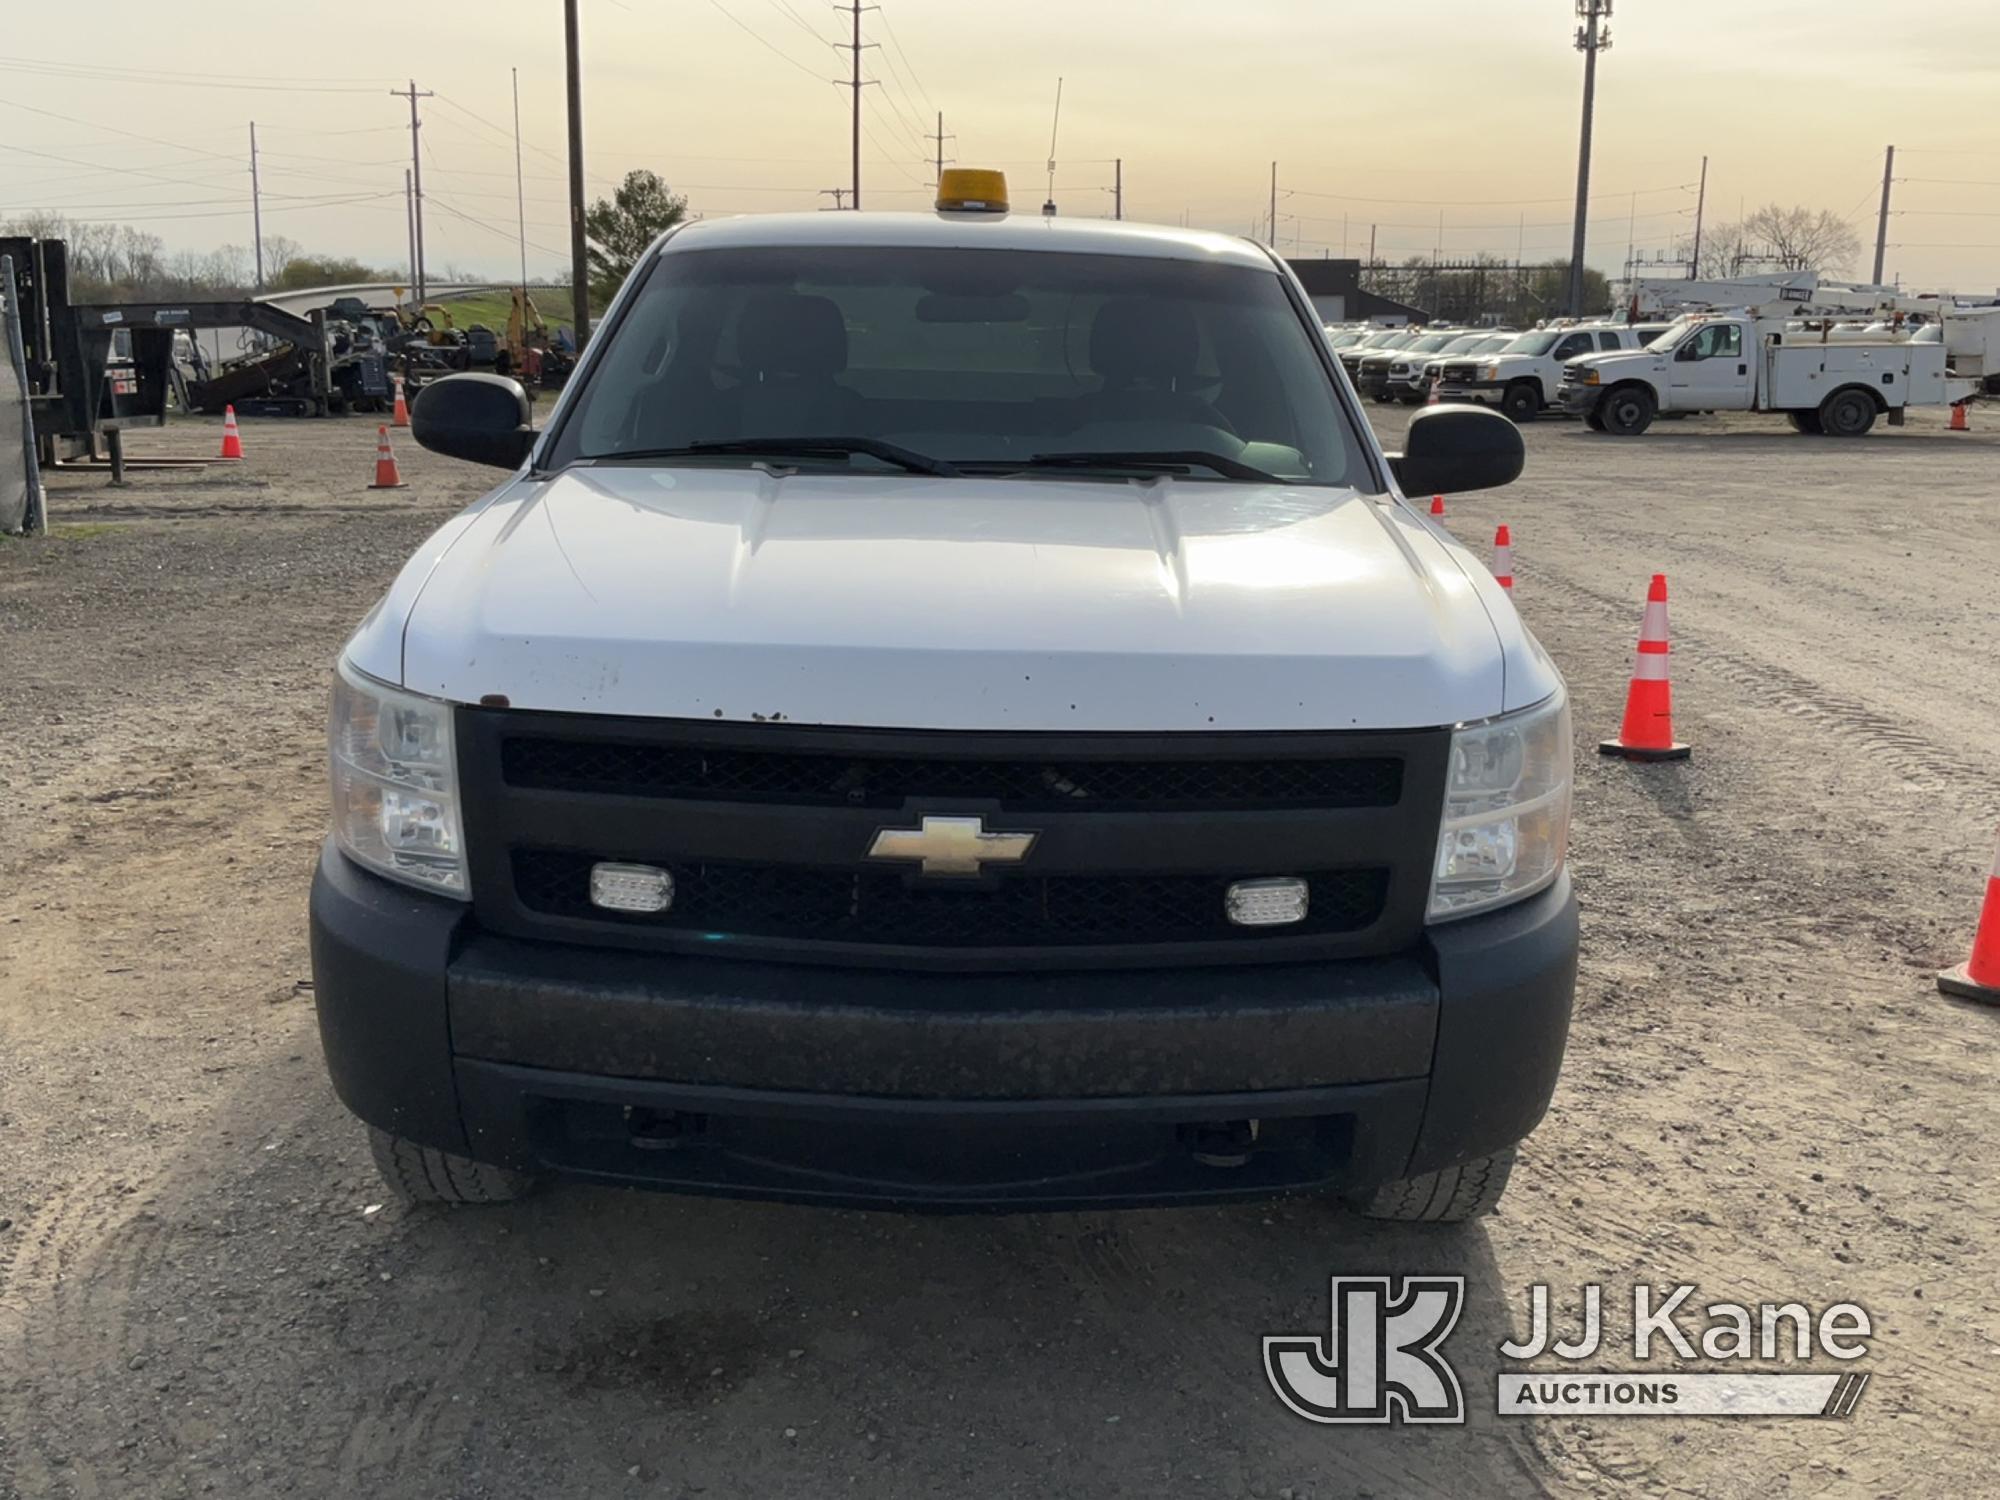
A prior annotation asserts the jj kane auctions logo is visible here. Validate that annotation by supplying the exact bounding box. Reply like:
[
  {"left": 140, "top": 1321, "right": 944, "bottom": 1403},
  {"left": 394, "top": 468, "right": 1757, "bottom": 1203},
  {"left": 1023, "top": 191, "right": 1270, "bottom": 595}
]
[{"left": 1267, "top": 1279, "right": 1873, "bottom": 1424}]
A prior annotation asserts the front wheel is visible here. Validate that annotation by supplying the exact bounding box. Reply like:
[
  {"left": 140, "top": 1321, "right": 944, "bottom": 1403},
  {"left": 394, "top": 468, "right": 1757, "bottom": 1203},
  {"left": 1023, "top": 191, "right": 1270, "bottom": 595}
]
[
  {"left": 1818, "top": 388, "right": 1877, "bottom": 437},
  {"left": 368, "top": 1127, "right": 536, "bottom": 1205},
  {"left": 1500, "top": 382, "right": 1541, "bottom": 423},
  {"left": 1584, "top": 404, "right": 1607, "bottom": 432},
  {"left": 1597, "top": 385, "right": 1656, "bottom": 436},
  {"left": 1347, "top": 1149, "right": 1516, "bottom": 1223}
]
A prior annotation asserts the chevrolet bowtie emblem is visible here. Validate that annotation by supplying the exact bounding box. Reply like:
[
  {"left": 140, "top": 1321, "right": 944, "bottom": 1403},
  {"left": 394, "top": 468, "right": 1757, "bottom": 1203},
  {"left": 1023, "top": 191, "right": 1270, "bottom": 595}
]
[{"left": 866, "top": 815, "right": 1038, "bottom": 879}]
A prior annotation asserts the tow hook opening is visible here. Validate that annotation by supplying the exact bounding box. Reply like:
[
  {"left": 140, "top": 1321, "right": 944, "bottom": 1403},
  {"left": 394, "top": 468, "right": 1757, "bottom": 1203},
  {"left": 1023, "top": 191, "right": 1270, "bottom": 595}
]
[
  {"left": 1180, "top": 1118, "right": 1261, "bottom": 1168},
  {"left": 624, "top": 1105, "right": 707, "bottom": 1151}
]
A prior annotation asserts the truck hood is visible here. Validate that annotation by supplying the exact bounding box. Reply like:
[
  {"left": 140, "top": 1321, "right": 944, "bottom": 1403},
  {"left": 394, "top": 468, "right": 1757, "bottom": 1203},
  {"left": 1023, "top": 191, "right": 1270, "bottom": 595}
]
[
  {"left": 371, "top": 465, "right": 1524, "bottom": 733},
  {"left": 1568, "top": 348, "right": 1662, "bottom": 376}
]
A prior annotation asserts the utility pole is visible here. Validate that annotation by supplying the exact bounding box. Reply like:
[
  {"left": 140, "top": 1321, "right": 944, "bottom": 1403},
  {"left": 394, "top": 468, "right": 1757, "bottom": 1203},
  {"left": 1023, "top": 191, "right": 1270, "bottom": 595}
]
[
  {"left": 564, "top": 0, "right": 590, "bottom": 341},
  {"left": 512, "top": 67, "right": 528, "bottom": 294},
  {"left": 819, "top": 188, "right": 850, "bottom": 210},
  {"left": 1113, "top": 158, "right": 1122, "bottom": 220},
  {"left": 1269, "top": 162, "right": 1278, "bottom": 247},
  {"left": 1566, "top": 0, "right": 1611, "bottom": 316},
  {"left": 1872, "top": 144, "right": 1895, "bottom": 286},
  {"left": 1368, "top": 223, "right": 1376, "bottom": 265},
  {"left": 840, "top": 2, "right": 879, "bottom": 210},
  {"left": 404, "top": 170, "right": 416, "bottom": 292},
  {"left": 249, "top": 122, "right": 264, "bottom": 293},
  {"left": 1689, "top": 154, "right": 1707, "bottom": 279},
  {"left": 392, "top": 79, "right": 434, "bottom": 305},
  {"left": 930, "top": 110, "right": 954, "bottom": 188}
]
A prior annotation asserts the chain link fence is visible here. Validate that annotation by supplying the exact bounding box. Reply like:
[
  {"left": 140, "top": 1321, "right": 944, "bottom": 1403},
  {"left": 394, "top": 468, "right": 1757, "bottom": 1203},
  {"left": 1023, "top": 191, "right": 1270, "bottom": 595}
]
[{"left": 2, "top": 254, "right": 46, "bottom": 535}]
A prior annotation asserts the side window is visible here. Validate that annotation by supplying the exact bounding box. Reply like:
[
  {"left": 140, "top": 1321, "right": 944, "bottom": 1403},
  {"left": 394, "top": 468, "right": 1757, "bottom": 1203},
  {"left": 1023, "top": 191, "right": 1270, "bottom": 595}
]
[
  {"left": 1692, "top": 324, "right": 1743, "bottom": 360},
  {"left": 1554, "top": 333, "right": 1592, "bottom": 360},
  {"left": 1597, "top": 331, "right": 1624, "bottom": 350}
]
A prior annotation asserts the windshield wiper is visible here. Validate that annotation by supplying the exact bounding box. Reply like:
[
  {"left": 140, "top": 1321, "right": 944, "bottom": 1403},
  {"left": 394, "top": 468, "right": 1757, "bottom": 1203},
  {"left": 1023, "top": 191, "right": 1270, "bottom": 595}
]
[
  {"left": 592, "top": 437, "right": 960, "bottom": 476},
  {"left": 962, "top": 450, "right": 1286, "bottom": 483}
]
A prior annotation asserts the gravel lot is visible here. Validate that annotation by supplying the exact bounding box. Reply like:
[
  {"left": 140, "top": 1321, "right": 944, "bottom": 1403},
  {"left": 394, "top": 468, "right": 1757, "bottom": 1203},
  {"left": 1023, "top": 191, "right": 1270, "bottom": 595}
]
[{"left": 2, "top": 406, "right": 1995, "bottom": 1498}]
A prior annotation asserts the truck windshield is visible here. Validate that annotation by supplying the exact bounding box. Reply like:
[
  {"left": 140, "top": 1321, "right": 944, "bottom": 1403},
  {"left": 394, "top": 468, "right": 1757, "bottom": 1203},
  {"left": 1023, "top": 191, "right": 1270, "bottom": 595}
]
[
  {"left": 1499, "top": 330, "right": 1563, "bottom": 356},
  {"left": 548, "top": 245, "right": 1372, "bottom": 488}
]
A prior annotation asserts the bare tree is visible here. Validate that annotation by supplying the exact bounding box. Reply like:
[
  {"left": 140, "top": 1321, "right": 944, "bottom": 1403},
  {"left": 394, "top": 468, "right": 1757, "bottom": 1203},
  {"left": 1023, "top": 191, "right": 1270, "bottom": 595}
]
[{"left": 1742, "top": 204, "right": 1861, "bottom": 274}]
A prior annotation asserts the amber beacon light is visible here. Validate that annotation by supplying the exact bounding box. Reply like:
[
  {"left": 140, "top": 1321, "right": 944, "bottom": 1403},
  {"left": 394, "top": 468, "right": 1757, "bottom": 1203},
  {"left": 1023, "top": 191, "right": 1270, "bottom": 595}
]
[{"left": 936, "top": 168, "right": 1010, "bottom": 214}]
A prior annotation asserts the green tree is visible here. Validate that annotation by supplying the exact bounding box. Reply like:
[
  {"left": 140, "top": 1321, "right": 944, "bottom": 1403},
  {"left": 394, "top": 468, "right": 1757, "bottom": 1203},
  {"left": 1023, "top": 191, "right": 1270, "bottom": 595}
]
[{"left": 585, "top": 170, "right": 690, "bottom": 307}]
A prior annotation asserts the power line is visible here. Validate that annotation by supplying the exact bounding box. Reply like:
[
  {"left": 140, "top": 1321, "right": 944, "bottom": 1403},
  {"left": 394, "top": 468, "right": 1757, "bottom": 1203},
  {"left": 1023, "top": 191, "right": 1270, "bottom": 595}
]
[{"left": 701, "top": 0, "right": 838, "bottom": 84}]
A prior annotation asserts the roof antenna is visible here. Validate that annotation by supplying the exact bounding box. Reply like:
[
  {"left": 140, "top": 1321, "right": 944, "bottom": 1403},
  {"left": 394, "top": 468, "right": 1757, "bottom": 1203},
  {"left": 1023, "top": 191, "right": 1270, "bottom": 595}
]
[{"left": 1043, "top": 77, "right": 1063, "bottom": 217}]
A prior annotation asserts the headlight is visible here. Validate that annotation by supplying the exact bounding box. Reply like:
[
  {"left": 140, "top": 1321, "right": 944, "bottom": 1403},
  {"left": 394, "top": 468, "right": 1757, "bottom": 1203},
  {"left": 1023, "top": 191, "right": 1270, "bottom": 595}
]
[
  {"left": 329, "top": 656, "right": 468, "bottom": 897},
  {"left": 1582, "top": 369, "right": 1601, "bottom": 386},
  {"left": 1483, "top": 364, "right": 1500, "bottom": 381},
  {"left": 1428, "top": 689, "right": 1572, "bottom": 922}
]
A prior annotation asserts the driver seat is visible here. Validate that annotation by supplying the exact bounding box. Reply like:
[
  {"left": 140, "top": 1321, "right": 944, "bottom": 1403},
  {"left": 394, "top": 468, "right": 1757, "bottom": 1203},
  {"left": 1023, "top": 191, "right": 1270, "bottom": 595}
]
[{"left": 735, "top": 292, "right": 861, "bottom": 437}]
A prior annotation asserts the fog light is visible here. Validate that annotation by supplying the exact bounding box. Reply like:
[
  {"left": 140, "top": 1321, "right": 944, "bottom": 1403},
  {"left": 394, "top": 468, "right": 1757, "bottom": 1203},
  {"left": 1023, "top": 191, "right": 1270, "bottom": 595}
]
[
  {"left": 1226, "top": 877, "right": 1309, "bottom": 927},
  {"left": 590, "top": 862, "right": 674, "bottom": 913}
]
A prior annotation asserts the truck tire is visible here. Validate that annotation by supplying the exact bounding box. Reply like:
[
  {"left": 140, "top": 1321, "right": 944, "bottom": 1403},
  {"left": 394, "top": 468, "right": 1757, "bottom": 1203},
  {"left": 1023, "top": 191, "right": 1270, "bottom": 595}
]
[
  {"left": 1787, "top": 409, "right": 1823, "bottom": 434},
  {"left": 1818, "top": 388, "right": 1877, "bottom": 437},
  {"left": 1500, "top": 382, "right": 1541, "bottom": 423},
  {"left": 1598, "top": 384, "right": 1655, "bottom": 436},
  {"left": 1584, "top": 403, "right": 1607, "bottom": 432},
  {"left": 368, "top": 1126, "right": 535, "bottom": 1205},
  {"left": 1348, "top": 1149, "right": 1515, "bottom": 1223}
]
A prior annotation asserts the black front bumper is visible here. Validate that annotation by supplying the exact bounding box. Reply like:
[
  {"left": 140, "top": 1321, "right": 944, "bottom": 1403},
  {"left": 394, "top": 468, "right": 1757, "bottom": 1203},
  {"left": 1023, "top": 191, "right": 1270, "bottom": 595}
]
[{"left": 310, "top": 842, "right": 1576, "bottom": 1211}]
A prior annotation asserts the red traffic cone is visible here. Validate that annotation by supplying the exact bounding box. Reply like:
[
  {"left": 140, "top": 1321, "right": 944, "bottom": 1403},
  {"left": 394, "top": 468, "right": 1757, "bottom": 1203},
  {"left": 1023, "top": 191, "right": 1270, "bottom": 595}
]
[
  {"left": 1429, "top": 494, "right": 1446, "bottom": 517},
  {"left": 1948, "top": 403, "right": 1969, "bottom": 432},
  {"left": 391, "top": 376, "right": 411, "bottom": 429},
  {"left": 1493, "top": 524, "right": 1514, "bottom": 593},
  {"left": 1938, "top": 828, "right": 2000, "bottom": 1004},
  {"left": 1598, "top": 573, "right": 1690, "bottom": 761},
  {"left": 368, "top": 425, "right": 408, "bottom": 490},
  {"left": 218, "top": 405, "right": 244, "bottom": 461}
]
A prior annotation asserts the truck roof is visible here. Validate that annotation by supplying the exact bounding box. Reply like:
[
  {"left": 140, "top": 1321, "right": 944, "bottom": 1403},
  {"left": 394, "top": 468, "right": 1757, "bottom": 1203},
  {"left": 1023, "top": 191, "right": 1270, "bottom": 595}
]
[{"left": 658, "top": 211, "right": 1276, "bottom": 269}]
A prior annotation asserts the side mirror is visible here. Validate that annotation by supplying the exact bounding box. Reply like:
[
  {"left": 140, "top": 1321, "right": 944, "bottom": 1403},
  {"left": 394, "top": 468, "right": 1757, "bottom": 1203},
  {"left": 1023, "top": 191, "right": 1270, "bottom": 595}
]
[
  {"left": 410, "top": 372, "right": 536, "bottom": 470},
  {"left": 1386, "top": 405, "right": 1523, "bottom": 497}
]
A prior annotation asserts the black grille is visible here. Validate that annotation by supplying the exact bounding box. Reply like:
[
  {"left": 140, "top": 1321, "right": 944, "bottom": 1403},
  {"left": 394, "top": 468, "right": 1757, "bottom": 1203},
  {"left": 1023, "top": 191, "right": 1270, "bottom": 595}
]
[
  {"left": 1440, "top": 362, "right": 1479, "bottom": 383},
  {"left": 514, "top": 850, "right": 1389, "bottom": 948},
  {"left": 501, "top": 736, "right": 1401, "bottom": 812}
]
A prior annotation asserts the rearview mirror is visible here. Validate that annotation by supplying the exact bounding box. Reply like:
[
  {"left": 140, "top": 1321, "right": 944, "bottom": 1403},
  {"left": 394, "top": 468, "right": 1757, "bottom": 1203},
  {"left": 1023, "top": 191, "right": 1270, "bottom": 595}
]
[
  {"left": 410, "top": 372, "right": 536, "bottom": 470},
  {"left": 1386, "top": 405, "right": 1523, "bottom": 497}
]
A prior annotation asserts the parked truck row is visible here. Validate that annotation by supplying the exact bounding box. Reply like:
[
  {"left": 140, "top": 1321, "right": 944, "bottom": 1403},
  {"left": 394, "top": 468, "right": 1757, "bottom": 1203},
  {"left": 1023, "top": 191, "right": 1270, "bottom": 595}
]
[{"left": 1325, "top": 271, "right": 1998, "bottom": 437}]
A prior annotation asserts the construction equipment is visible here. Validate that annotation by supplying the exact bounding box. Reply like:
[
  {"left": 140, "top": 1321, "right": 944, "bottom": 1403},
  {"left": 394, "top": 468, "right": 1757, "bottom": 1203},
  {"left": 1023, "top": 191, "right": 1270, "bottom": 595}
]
[{"left": 495, "top": 288, "right": 575, "bottom": 391}]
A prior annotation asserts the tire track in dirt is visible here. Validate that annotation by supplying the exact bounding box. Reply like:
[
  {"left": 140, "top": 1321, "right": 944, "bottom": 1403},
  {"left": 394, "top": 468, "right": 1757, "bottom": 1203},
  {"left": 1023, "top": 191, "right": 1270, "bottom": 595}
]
[{"left": 1530, "top": 562, "right": 1990, "bottom": 804}]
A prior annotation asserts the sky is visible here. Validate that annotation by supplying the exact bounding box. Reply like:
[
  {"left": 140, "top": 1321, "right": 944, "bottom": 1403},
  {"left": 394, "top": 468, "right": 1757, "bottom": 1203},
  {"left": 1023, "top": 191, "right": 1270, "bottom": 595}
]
[{"left": 4, "top": 0, "right": 1998, "bottom": 292}]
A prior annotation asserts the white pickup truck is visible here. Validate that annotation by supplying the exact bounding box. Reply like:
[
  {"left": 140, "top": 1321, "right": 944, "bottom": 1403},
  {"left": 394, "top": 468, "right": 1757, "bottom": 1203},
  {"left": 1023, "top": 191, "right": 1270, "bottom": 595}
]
[
  {"left": 1436, "top": 322, "right": 1667, "bottom": 421},
  {"left": 1559, "top": 313, "right": 1980, "bottom": 435},
  {"left": 309, "top": 174, "right": 1579, "bottom": 1223}
]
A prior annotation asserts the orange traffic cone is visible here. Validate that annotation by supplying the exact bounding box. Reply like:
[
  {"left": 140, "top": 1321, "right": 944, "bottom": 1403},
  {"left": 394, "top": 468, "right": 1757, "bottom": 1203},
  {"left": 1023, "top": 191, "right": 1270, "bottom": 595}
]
[
  {"left": 391, "top": 376, "right": 411, "bottom": 429},
  {"left": 1938, "top": 828, "right": 2000, "bottom": 1004},
  {"left": 1493, "top": 524, "right": 1514, "bottom": 593},
  {"left": 218, "top": 405, "right": 244, "bottom": 461},
  {"left": 1598, "top": 573, "right": 1691, "bottom": 761},
  {"left": 368, "top": 425, "right": 408, "bottom": 490},
  {"left": 1429, "top": 495, "right": 1446, "bottom": 517},
  {"left": 1426, "top": 378, "right": 1441, "bottom": 406},
  {"left": 1948, "top": 403, "right": 1969, "bottom": 432}
]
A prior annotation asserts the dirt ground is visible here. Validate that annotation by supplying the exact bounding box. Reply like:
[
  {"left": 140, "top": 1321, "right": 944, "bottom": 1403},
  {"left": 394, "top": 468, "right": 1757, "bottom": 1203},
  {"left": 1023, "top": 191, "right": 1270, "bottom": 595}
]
[{"left": 1, "top": 405, "right": 1995, "bottom": 1499}]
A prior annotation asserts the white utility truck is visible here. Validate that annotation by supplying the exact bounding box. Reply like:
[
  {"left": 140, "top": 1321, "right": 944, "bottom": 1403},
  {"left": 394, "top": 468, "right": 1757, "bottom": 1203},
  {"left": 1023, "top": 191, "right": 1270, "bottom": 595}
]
[
  {"left": 310, "top": 170, "right": 1579, "bottom": 1224},
  {"left": 1562, "top": 273, "right": 1995, "bottom": 435}
]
